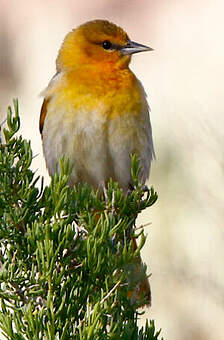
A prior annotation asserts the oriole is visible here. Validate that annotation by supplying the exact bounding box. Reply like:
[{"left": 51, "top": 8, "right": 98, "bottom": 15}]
[{"left": 40, "top": 20, "right": 154, "bottom": 306}]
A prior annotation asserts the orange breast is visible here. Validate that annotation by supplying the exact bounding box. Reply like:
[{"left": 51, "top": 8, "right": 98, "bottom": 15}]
[{"left": 55, "top": 65, "right": 144, "bottom": 120}]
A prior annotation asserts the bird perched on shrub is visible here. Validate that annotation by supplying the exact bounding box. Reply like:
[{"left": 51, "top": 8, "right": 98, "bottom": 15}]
[{"left": 40, "top": 19, "right": 154, "bottom": 306}]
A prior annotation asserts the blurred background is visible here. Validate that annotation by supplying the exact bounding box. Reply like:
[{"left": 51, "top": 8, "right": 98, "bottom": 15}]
[{"left": 1, "top": 0, "right": 224, "bottom": 339}]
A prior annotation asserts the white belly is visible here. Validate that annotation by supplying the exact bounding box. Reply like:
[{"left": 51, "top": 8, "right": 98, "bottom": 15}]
[{"left": 42, "top": 105, "right": 153, "bottom": 191}]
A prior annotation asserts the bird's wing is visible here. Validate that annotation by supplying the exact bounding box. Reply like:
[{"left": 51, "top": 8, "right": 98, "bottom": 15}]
[
  {"left": 39, "top": 72, "right": 63, "bottom": 135},
  {"left": 39, "top": 97, "right": 50, "bottom": 134}
]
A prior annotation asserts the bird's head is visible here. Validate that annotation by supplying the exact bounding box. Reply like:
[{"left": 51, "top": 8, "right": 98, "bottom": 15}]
[{"left": 56, "top": 20, "right": 153, "bottom": 71}]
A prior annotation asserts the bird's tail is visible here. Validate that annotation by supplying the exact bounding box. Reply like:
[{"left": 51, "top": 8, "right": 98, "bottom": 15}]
[{"left": 126, "top": 237, "right": 151, "bottom": 307}]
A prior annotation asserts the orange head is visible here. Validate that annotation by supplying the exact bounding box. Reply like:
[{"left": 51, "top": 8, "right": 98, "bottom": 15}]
[{"left": 56, "top": 20, "right": 153, "bottom": 71}]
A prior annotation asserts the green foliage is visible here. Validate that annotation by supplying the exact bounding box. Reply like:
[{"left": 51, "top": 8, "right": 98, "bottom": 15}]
[{"left": 0, "top": 100, "right": 161, "bottom": 339}]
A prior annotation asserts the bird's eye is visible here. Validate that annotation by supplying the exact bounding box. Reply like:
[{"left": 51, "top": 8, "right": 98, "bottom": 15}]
[{"left": 102, "top": 40, "right": 112, "bottom": 50}]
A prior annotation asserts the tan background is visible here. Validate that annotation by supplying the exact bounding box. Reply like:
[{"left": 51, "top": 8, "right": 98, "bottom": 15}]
[{"left": 1, "top": 0, "right": 224, "bottom": 339}]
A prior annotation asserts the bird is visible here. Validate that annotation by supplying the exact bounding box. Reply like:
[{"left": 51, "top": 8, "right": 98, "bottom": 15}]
[{"left": 40, "top": 19, "right": 154, "bottom": 306}]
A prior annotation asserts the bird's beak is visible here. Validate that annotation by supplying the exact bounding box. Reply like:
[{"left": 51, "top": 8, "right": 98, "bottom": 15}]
[{"left": 120, "top": 40, "right": 153, "bottom": 55}]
